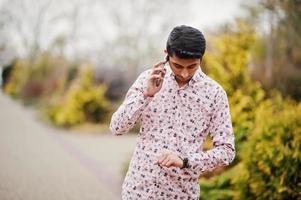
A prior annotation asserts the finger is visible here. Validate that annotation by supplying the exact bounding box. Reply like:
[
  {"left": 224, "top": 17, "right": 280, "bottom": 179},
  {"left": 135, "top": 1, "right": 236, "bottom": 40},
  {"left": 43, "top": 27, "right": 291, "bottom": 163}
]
[
  {"left": 158, "top": 69, "right": 167, "bottom": 77},
  {"left": 158, "top": 149, "right": 171, "bottom": 158},
  {"left": 161, "top": 156, "right": 171, "bottom": 166},
  {"left": 161, "top": 154, "right": 172, "bottom": 164},
  {"left": 155, "top": 154, "right": 165, "bottom": 165},
  {"left": 153, "top": 61, "right": 166, "bottom": 69},
  {"left": 151, "top": 67, "right": 166, "bottom": 75},
  {"left": 151, "top": 67, "right": 166, "bottom": 78},
  {"left": 158, "top": 154, "right": 168, "bottom": 164},
  {"left": 165, "top": 159, "right": 174, "bottom": 168},
  {"left": 149, "top": 74, "right": 164, "bottom": 81}
]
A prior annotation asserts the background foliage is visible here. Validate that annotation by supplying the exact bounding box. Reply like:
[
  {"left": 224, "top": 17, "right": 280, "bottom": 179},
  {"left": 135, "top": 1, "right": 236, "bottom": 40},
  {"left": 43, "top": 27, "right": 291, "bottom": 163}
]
[
  {"left": 3, "top": 54, "right": 111, "bottom": 127},
  {"left": 199, "top": 19, "right": 300, "bottom": 200},
  {"left": 1, "top": 1, "right": 300, "bottom": 199},
  {"left": 46, "top": 65, "right": 110, "bottom": 127}
]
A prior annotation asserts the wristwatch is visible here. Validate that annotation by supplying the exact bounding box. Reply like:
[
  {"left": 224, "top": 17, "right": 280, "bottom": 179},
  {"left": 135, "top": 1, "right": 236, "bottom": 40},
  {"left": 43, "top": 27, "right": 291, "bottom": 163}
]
[{"left": 180, "top": 157, "right": 190, "bottom": 169}]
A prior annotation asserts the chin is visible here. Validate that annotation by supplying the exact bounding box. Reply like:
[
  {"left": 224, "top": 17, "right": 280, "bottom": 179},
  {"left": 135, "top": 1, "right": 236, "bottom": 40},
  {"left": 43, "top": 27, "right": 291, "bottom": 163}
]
[{"left": 179, "top": 77, "right": 191, "bottom": 83}]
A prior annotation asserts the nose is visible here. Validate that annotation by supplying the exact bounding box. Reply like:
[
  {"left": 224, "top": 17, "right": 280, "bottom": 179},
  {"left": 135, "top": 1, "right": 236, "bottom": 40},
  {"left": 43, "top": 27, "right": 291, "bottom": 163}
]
[{"left": 181, "top": 69, "right": 189, "bottom": 79}]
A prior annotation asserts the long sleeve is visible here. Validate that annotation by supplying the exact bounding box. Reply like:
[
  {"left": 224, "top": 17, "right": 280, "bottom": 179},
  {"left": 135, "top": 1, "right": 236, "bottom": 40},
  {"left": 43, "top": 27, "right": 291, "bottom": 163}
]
[
  {"left": 110, "top": 70, "right": 153, "bottom": 135},
  {"left": 182, "top": 88, "right": 235, "bottom": 179}
]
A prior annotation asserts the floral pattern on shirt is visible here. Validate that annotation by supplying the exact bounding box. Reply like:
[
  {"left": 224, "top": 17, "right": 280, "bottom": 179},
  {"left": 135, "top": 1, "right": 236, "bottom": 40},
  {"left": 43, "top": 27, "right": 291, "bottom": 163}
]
[{"left": 110, "top": 64, "right": 235, "bottom": 200}]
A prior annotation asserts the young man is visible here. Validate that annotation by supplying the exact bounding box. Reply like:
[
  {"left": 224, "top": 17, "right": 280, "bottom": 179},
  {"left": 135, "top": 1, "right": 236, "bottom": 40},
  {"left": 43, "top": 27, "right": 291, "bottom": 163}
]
[{"left": 110, "top": 25, "right": 235, "bottom": 200}]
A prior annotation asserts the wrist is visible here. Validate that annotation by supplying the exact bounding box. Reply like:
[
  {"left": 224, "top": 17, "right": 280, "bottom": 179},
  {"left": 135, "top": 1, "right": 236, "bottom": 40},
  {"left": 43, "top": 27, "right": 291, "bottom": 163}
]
[{"left": 179, "top": 156, "right": 189, "bottom": 169}]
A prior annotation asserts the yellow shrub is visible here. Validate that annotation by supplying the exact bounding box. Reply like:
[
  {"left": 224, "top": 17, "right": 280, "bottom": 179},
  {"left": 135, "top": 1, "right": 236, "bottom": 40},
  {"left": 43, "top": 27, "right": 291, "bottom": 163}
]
[
  {"left": 204, "top": 19, "right": 266, "bottom": 157},
  {"left": 47, "top": 65, "right": 110, "bottom": 127},
  {"left": 4, "top": 59, "right": 30, "bottom": 97},
  {"left": 236, "top": 95, "right": 301, "bottom": 199}
]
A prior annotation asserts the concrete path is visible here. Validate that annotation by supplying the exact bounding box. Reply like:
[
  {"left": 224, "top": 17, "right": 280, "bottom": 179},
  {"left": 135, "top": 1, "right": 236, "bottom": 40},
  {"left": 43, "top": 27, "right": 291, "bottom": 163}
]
[{"left": 0, "top": 92, "right": 137, "bottom": 200}]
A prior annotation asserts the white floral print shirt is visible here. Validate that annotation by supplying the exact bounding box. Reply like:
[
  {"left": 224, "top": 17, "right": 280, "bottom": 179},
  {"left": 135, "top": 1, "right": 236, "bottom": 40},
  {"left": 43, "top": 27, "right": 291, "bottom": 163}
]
[{"left": 110, "top": 64, "right": 235, "bottom": 200}]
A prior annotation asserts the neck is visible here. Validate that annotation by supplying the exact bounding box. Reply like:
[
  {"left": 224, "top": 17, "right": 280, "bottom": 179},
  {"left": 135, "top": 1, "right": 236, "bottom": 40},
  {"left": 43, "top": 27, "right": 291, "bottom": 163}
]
[{"left": 175, "top": 77, "right": 189, "bottom": 88}]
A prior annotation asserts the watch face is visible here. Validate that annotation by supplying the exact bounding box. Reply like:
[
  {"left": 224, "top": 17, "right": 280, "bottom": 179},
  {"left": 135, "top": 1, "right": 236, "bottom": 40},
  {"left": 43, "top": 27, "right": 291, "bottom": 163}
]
[{"left": 183, "top": 158, "right": 189, "bottom": 168}]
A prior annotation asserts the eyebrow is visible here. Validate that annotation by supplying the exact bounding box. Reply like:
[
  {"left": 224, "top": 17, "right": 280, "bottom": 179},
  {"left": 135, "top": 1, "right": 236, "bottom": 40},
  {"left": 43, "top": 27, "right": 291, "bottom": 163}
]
[{"left": 171, "top": 61, "right": 198, "bottom": 68}]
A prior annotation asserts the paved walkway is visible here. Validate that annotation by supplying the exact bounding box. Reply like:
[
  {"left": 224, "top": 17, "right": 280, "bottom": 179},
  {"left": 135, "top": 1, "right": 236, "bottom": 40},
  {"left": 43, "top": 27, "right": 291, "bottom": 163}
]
[{"left": 0, "top": 92, "right": 137, "bottom": 200}]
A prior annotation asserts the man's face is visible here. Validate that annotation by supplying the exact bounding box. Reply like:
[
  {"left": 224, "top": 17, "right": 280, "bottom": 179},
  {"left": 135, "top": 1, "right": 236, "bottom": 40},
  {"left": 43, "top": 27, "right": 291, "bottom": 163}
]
[{"left": 168, "top": 54, "right": 201, "bottom": 85}]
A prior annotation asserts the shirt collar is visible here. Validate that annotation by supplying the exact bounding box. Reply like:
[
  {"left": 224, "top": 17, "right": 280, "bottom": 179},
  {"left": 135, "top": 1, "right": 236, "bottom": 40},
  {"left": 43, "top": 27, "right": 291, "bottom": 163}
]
[{"left": 165, "top": 63, "right": 205, "bottom": 87}]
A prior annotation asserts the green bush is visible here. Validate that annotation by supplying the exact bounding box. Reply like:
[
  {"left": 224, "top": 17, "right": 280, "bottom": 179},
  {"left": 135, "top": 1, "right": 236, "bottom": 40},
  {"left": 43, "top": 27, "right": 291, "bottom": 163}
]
[
  {"left": 199, "top": 164, "right": 241, "bottom": 200},
  {"left": 47, "top": 65, "right": 110, "bottom": 127},
  {"left": 236, "top": 95, "right": 301, "bottom": 200}
]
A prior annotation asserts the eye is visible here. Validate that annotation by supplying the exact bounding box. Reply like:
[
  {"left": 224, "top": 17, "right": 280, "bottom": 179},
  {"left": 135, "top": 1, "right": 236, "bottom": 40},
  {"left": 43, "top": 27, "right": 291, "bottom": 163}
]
[
  {"left": 188, "top": 65, "right": 197, "bottom": 69},
  {"left": 174, "top": 64, "right": 183, "bottom": 69}
]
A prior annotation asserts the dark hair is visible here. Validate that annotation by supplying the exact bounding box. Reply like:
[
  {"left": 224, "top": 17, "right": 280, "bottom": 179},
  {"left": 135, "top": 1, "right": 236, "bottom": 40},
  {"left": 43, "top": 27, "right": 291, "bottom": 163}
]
[{"left": 166, "top": 25, "right": 206, "bottom": 59}]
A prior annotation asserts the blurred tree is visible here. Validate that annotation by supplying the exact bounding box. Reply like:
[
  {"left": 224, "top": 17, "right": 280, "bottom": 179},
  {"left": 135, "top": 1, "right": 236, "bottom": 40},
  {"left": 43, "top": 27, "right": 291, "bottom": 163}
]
[
  {"left": 0, "top": 0, "right": 200, "bottom": 98},
  {"left": 0, "top": 0, "right": 52, "bottom": 58},
  {"left": 100, "top": 0, "right": 192, "bottom": 81},
  {"left": 0, "top": 0, "right": 93, "bottom": 60},
  {"left": 244, "top": 0, "right": 301, "bottom": 100}
]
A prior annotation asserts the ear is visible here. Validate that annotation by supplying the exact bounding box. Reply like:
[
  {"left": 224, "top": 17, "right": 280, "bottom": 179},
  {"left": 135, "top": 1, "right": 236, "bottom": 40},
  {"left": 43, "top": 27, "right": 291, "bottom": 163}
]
[{"left": 164, "top": 49, "right": 167, "bottom": 54}]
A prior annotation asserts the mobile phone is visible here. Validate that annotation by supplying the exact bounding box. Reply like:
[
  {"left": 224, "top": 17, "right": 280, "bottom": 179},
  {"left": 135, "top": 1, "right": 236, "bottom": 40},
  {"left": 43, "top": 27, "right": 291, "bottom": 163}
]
[{"left": 155, "top": 56, "right": 169, "bottom": 87}]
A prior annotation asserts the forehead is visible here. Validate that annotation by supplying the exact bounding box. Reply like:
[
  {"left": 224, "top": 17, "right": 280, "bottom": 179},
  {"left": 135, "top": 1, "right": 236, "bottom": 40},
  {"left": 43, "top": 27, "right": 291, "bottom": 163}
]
[{"left": 170, "top": 55, "right": 200, "bottom": 67}]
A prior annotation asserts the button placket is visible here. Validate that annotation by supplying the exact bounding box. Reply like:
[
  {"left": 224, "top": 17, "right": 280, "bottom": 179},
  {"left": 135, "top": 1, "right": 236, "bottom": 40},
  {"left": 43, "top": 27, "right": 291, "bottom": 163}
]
[{"left": 175, "top": 89, "right": 183, "bottom": 151}]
